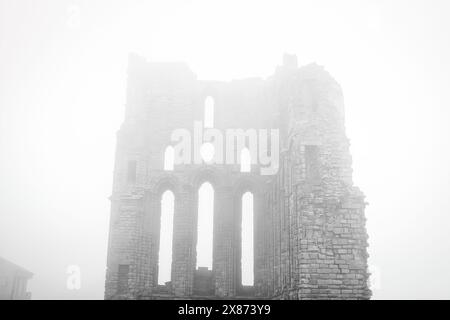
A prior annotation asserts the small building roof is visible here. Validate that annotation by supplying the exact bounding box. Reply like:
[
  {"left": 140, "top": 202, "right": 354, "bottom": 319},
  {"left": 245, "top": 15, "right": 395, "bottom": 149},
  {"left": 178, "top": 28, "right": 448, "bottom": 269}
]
[{"left": 0, "top": 256, "right": 33, "bottom": 278}]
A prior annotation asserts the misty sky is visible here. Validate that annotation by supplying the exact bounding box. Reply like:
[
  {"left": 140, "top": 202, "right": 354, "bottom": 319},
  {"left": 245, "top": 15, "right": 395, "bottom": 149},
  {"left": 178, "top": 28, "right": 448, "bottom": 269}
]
[{"left": 1, "top": 0, "right": 450, "bottom": 299}]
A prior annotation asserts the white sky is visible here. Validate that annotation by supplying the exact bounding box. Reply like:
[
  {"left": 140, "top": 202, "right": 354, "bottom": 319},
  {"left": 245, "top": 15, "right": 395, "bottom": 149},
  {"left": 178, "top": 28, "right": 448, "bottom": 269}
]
[{"left": 1, "top": 0, "right": 450, "bottom": 299}]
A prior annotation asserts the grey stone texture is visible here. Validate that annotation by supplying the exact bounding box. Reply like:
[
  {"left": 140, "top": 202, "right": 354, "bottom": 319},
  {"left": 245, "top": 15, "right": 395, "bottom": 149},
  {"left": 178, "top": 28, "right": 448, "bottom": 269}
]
[{"left": 104, "top": 54, "right": 371, "bottom": 300}]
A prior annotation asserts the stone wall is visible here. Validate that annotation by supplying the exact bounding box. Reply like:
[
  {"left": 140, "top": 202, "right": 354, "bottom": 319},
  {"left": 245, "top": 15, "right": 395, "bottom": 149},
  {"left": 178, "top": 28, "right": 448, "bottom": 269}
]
[{"left": 104, "top": 54, "right": 371, "bottom": 300}]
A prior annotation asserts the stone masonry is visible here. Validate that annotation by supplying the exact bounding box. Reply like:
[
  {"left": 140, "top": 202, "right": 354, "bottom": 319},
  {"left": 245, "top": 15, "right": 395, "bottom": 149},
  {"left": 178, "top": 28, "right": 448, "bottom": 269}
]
[{"left": 104, "top": 53, "right": 371, "bottom": 300}]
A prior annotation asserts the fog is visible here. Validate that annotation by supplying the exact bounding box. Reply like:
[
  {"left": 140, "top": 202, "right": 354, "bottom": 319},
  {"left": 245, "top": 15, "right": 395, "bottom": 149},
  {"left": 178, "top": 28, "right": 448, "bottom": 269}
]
[{"left": 1, "top": 0, "right": 450, "bottom": 299}]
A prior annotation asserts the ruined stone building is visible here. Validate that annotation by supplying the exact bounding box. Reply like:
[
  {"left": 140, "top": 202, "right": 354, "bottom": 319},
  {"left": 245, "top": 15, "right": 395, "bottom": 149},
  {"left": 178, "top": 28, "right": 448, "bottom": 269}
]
[
  {"left": 104, "top": 54, "right": 371, "bottom": 300},
  {"left": 0, "top": 257, "right": 33, "bottom": 300}
]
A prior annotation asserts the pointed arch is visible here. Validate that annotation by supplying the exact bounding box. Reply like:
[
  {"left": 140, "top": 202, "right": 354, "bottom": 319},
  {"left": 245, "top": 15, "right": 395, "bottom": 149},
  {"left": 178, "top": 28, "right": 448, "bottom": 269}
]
[
  {"left": 158, "top": 190, "right": 175, "bottom": 285},
  {"left": 164, "top": 145, "right": 174, "bottom": 171},
  {"left": 196, "top": 182, "right": 214, "bottom": 270},
  {"left": 233, "top": 177, "right": 262, "bottom": 292}
]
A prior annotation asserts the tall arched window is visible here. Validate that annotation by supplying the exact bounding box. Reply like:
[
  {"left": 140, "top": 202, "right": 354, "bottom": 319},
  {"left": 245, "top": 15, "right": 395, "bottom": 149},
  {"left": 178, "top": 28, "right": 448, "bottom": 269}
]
[
  {"left": 204, "top": 96, "right": 214, "bottom": 128},
  {"left": 158, "top": 190, "right": 175, "bottom": 285},
  {"left": 241, "top": 191, "right": 254, "bottom": 286},
  {"left": 164, "top": 146, "right": 174, "bottom": 171},
  {"left": 196, "top": 182, "right": 214, "bottom": 269},
  {"left": 240, "top": 148, "right": 251, "bottom": 173}
]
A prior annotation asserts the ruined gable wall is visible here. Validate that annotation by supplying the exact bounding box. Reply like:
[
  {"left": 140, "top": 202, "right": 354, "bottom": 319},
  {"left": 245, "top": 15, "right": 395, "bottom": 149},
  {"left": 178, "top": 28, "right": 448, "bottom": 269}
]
[{"left": 105, "top": 55, "right": 371, "bottom": 300}]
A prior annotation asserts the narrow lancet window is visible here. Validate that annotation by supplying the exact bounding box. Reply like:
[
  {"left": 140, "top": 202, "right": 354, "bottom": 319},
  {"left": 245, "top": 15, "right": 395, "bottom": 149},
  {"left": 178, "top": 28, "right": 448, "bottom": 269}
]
[
  {"left": 164, "top": 146, "right": 174, "bottom": 171},
  {"left": 204, "top": 96, "right": 214, "bottom": 128},
  {"left": 158, "top": 190, "right": 175, "bottom": 285},
  {"left": 241, "top": 192, "right": 254, "bottom": 286},
  {"left": 196, "top": 182, "right": 214, "bottom": 270}
]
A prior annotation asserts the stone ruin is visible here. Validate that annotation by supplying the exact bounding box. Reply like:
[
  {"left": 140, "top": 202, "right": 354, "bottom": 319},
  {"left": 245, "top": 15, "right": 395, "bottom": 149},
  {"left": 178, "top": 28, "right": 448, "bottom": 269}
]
[{"left": 104, "top": 54, "right": 371, "bottom": 300}]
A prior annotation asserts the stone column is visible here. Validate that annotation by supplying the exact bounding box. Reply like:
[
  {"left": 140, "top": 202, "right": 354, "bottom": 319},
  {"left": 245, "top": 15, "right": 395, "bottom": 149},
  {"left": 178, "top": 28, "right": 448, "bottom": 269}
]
[
  {"left": 172, "top": 186, "right": 196, "bottom": 296},
  {"left": 213, "top": 186, "right": 235, "bottom": 297}
]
